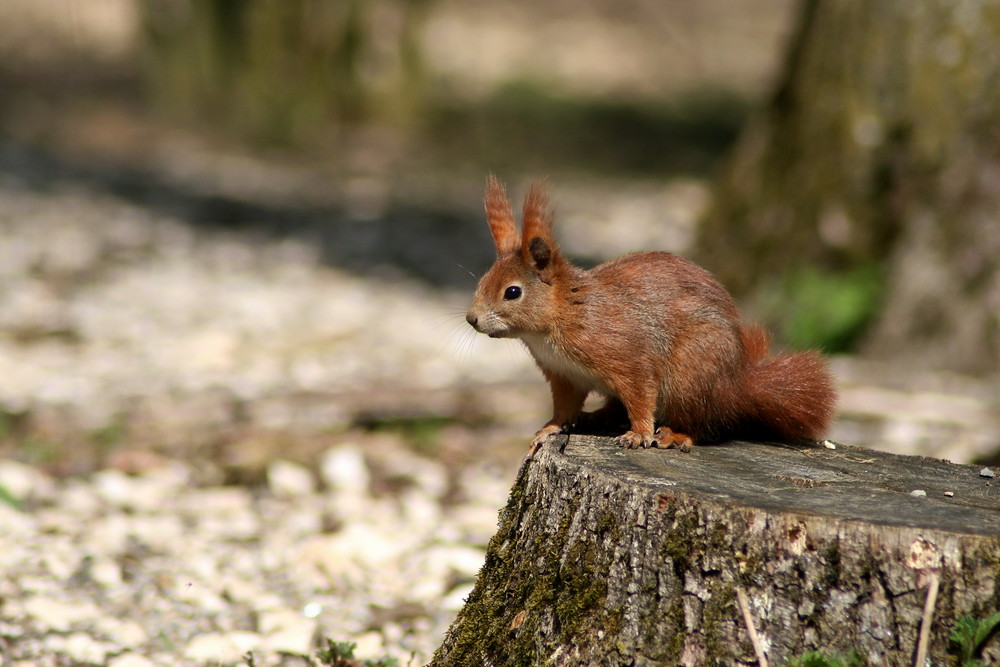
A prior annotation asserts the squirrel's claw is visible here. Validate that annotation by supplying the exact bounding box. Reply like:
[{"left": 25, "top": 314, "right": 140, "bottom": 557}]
[
  {"left": 614, "top": 430, "right": 657, "bottom": 450},
  {"left": 615, "top": 428, "right": 694, "bottom": 452},
  {"left": 523, "top": 440, "right": 543, "bottom": 463},
  {"left": 525, "top": 424, "right": 565, "bottom": 462}
]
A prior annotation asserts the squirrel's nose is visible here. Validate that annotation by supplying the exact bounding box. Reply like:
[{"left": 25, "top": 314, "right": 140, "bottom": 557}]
[{"left": 466, "top": 312, "right": 478, "bottom": 328}]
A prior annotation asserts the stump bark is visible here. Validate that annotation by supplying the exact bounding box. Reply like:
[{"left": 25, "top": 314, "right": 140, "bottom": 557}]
[{"left": 432, "top": 435, "right": 1000, "bottom": 666}]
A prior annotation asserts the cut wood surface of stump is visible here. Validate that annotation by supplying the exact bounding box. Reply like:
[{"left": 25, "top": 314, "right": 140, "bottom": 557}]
[{"left": 432, "top": 435, "right": 1000, "bottom": 666}]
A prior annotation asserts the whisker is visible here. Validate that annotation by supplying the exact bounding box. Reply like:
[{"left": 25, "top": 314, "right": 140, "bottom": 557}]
[
  {"left": 430, "top": 312, "right": 481, "bottom": 363},
  {"left": 456, "top": 263, "right": 480, "bottom": 280}
]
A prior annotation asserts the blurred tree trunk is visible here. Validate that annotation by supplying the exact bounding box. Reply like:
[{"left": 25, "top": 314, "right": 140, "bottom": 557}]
[
  {"left": 138, "top": 0, "right": 432, "bottom": 145},
  {"left": 698, "top": 0, "right": 1000, "bottom": 374}
]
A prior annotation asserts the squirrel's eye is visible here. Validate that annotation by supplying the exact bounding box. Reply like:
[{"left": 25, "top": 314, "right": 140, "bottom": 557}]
[{"left": 503, "top": 285, "right": 522, "bottom": 301}]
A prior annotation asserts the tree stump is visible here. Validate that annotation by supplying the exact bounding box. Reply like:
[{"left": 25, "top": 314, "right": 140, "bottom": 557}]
[{"left": 432, "top": 435, "right": 1000, "bottom": 666}]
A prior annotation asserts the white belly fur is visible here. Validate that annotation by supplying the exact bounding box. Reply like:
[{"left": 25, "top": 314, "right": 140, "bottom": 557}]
[{"left": 520, "top": 333, "right": 609, "bottom": 394}]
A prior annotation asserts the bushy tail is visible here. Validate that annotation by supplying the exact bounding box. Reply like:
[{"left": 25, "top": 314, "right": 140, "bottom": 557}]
[{"left": 739, "top": 325, "right": 837, "bottom": 442}]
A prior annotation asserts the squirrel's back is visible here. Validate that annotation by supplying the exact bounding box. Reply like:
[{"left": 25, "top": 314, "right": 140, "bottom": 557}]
[
  {"left": 583, "top": 255, "right": 835, "bottom": 444},
  {"left": 591, "top": 252, "right": 738, "bottom": 315}
]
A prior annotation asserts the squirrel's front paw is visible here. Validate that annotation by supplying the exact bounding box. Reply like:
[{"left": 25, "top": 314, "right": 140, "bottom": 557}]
[
  {"left": 531, "top": 424, "right": 564, "bottom": 446},
  {"left": 614, "top": 430, "right": 656, "bottom": 449},
  {"left": 525, "top": 424, "right": 565, "bottom": 461}
]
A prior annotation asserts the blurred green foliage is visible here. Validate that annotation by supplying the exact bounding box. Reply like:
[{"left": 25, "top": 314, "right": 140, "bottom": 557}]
[
  {"left": 0, "top": 483, "right": 21, "bottom": 510},
  {"left": 359, "top": 414, "right": 458, "bottom": 455},
  {"left": 767, "top": 264, "right": 884, "bottom": 353},
  {"left": 949, "top": 612, "right": 1000, "bottom": 667}
]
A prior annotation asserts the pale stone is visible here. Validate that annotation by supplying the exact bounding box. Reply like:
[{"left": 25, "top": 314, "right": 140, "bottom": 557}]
[
  {"left": 128, "top": 514, "right": 187, "bottom": 552},
  {"left": 179, "top": 487, "right": 260, "bottom": 540},
  {"left": 174, "top": 578, "right": 228, "bottom": 613},
  {"left": 0, "top": 620, "right": 24, "bottom": 640},
  {"left": 89, "top": 556, "right": 124, "bottom": 588},
  {"left": 295, "top": 523, "right": 410, "bottom": 585},
  {"left": 88, "top": 514, "right": 133, "bottom": 555},
  {"left": 352, "top": 631, "right": 385, "bottom": 660},
  {"left": 447, "top": 504, "right": 502, "bottom": 545},
  {"left": 121, "top": 465, "right": 190, "bottom": 513},
  {"left": 405, "top": 544, "right": 486, "bottom": 603},
  {"left": 180, "top": 487, "right": 253, "bottom": 515},
  {"left": 92, "top": 469, "right": 138, "bottom": 508},
  {"left": 258, "top": 609, "right": 317, "bottom": 655},
  {"left": 399, "top": 488, "right": 442, "bottom": 529},
  {"left": 0, "top": 502, "right": 34, "bottom": 535},
  {"left": 36, "top": 507, "right": 89, "bottom": 534},
  {"left": 41, "top": 550, "right": 77, "bottom": 580},
  {"left": 198, "top": 507, "right": 261, "bottom": 540},
  {"left": 184, "top": 631, "right": 261, "bottom": 663},
  {"left": 267, "top": 459, "right": 316, "bottom": 497},
  {"left": 62, "top": 632, "right": 112, "bottom": 664},
  {"left": 269, "top": 504, "right": 321, "bottom": 537},
  {"left": 218, "top": 577, "right": 269, "bottom": 606},
  {"left": 94, "top": 616, "right": 149, "bottom": 647},
  {"left": 251, "top": 594, "right": 288, "bottom": 614},
  {"left": 457, "top": 469, "right": 510, "bottom": 509},
  {"left": 319, "top": 445, "right": 370, "bottom": 494},
  {"left": 441, "top": 583, "right": 475, "bottom": 612},
  {"left": 409, "top": 576, "right": 445, "bottom": 602},
  {"left": 56, "top": 481, "right": 104, "bottom": 518},
  {"left": 257, "top": 608, "right": 302, "bottom": 635},
  {"left": 23, "top": 596, "right": 100, "bottom": 632},
  {"left": 423, "top": 544, "right": 487, "bottom": 578},
  {"left": 12, "top": 576, "right": 50, "bottom": 596},
  {"left": 0, "top": 459, "right": 55, "bottom": 501},
  {"left": 381, "top": 453, "right": 448, "bottom": 499},
  {"left": 107, "top": 653, "right": 159, "bottom": 667},
  {"left": 382, "top": 621, "right": 404, "bottom": 645}
]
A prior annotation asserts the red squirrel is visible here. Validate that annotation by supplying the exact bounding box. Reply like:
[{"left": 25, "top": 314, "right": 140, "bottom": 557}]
[{"left": 466, "top": 176, "right": 837, "bottom": 456}]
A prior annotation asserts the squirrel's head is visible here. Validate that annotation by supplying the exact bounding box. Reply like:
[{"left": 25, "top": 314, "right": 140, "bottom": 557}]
[{"left": 466, "top": 175, "right": 564, "bottom": 338}]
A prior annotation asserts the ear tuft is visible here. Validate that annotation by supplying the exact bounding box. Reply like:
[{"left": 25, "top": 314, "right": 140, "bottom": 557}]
[
  {"left": 521, "top": 180, "right": 552, "bottom": 247},
  {"left": 521, "top": 180, "right": 559, "bottom": 283},
  {"left": 484, "top": 174, "right": 519, "bottom": 255}
]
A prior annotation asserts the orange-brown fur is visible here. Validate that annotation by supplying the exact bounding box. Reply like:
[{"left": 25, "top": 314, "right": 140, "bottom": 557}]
[{"left": 466, "top": 176, "right": 837, "bottom": 454}]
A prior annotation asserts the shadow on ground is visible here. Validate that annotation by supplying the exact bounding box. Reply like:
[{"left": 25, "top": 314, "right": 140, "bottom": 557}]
[{"left": 0, "top": 139, "right": 496, "bottom": 289}]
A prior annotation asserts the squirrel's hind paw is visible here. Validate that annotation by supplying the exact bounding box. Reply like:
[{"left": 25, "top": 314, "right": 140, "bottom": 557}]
[{"left": 654, "top": 427, "right": 694, "bottom": 452}]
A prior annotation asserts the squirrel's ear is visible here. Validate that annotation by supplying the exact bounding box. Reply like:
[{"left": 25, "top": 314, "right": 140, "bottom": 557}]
[
  {"left": 521, "top": 180, "right": 558, "bottom": 282},
  {"left": 484, "top": 174, "right": 518, "bottom": 255}
]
